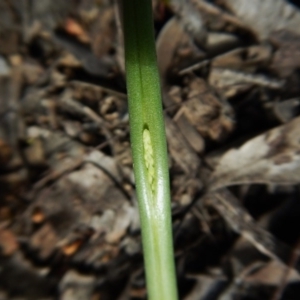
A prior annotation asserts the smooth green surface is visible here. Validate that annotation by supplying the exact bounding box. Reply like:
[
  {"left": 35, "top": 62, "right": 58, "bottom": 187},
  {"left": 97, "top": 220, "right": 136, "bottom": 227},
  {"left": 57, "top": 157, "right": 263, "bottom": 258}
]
[{"left": 122, "top": 0, "right": 178, "bottom": 299}]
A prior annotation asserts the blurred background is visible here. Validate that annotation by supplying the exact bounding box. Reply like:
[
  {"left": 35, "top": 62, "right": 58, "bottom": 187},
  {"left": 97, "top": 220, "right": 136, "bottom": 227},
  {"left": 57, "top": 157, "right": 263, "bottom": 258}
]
[{"left": 1, "top": 0, "right": 300, "bottom": 299}]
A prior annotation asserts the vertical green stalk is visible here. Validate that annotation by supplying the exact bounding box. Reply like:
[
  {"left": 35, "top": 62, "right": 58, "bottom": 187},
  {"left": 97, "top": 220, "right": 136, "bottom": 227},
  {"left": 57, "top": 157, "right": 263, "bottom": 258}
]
[{"left": 122, "top": 0, "right": 178, "bottom": 299}]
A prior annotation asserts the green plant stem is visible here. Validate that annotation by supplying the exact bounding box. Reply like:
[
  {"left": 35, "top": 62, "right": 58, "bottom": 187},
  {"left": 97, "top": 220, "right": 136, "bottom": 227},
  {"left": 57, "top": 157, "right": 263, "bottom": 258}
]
[{"left": 122, "top": 0, "right": 178, "bottom": 299}]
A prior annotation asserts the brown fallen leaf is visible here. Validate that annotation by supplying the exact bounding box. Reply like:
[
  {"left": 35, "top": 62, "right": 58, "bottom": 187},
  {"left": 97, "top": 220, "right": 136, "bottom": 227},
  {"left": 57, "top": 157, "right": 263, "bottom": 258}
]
[
  {"left": 31, "top": 206, "right": 46, "bottom": 224},
  {"left": 209, "top": 68, "right": 284, "bottom": 98},
  {"left": 64, "top": 18, "right": 90, "bottom": 43},
  {"left": 209, "top": 116, "right": 300, "bottom": 190},
  {"left": 62, "top": 239, "right": 83, "bottom": 256},
  {"left": 156, "top": 17, "right": 204, "bottom": 81},
  {"left": 183, "top": 77, "right": 235, "bottom": 141},
  {"left": 244, "top": 260, "right": 300, "bottom": 286},
  {"left": 30, "top": 223, "right": 58, "bottom": 259},
  {"left": 0, "top": 228, "right": 18, "bottom": 256},
  {"left": 0, "top": 139, "right": 12, "bottom": 164},
  {"left": 212, "top": 45, "right": 272, "bottom": 71},
  {"left": 165, "top": 115, "right": 200, "bottom": 176},
  {"left": 273, "top": 98, "right": 300, "bottom": 123},
  {"left": 223, "top": 0, "right": 300, "bottom": 40},
  {"left": 91, "top": 6, "right": 116, "bottom": 59},
  {"left": 270, "top": 30, "right": 300, "bottom": 78},
  {"left": 203, "top": 188, "right": 297, "bottom": 275},
  {"left": 60, "top": 270, "right": 97, "bottom": 300}
]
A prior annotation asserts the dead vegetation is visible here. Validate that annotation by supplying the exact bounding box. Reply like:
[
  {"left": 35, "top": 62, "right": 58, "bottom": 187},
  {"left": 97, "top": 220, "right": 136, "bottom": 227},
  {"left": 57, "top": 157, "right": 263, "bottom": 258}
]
[{"left": 1, "top": 0, "right": 300, "bottom": 299}]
